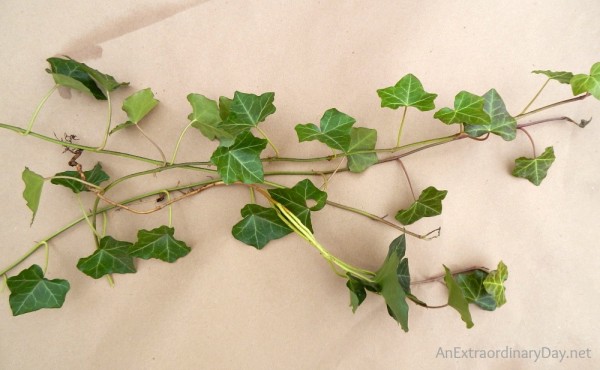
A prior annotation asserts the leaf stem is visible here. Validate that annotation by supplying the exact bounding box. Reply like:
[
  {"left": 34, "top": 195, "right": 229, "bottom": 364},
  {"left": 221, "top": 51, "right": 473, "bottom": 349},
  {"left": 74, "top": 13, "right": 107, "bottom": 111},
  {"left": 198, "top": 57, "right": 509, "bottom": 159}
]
[
  {"left": 42, "top": 241, "right": 49, "bottom": 275},
  {"left": 96, "top": 90, "right": 112, "bottom": 151},
  {"left": 77, "top": 194, "right": 101, "bottom": 239},
  {"left": 397, "top": 106, "right": 408, "bottom": 147},
  {"left": 515, "top": 93, "right": 590, "bottom": 119},
  {"left": 162, "top": 190, "right": 173, "bottom": 227},
  {"left": 170, "top": 121, "right": 195, "bottom": 165},
  {"left": 24, "top": 84, "right": 59, "bottom": 135},
  {"left": 255, "top": 126, "right": 280, "bottom": 157},
  {"left": 135, "top": 124, "right": 167, "bottom": 166},
  {"left": 397, "top": 159, "right": 416, "bottom": 201},
  {"left": 519, "top": 79, "right": 549, "bottom": 115},
  {"left": 249, "top": 186, "right": 256, "bottom": 204},
  {"left": 518, "top": 127, "right": 536, "bottom": 157}
]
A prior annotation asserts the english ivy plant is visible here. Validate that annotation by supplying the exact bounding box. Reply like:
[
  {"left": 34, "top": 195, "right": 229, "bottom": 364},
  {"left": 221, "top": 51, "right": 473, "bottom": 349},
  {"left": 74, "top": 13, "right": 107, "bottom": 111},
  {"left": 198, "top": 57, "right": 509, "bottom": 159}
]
[{"left": 0, "top": 56, "right": 596, "bottom": 331}]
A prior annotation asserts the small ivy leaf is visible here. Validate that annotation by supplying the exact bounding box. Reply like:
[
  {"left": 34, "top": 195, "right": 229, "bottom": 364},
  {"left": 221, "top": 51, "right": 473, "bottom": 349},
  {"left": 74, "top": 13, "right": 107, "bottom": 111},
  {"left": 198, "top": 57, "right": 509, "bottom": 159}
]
[
  {"left": 219, "top": 91, "right": 276, "bottom": 134},
  {"left": 456, "top": 269, "right": 497, "bottom": 311},
  {"left": 532, "top": 70, "right": 574, "bottom": 84},
  {"left": 295, "top": 108, "right": 356, "bottom": 152},
  {"left": 375, "top": 235, "right": 409, "bottom": 331},
  {"left": 434, "top": 91, "right": 491, "bottom": 125},
  {"left": 347, "top": 127, "right": 378, "bottom": 173},
  {"left": 110, "top": 88, "right": 159, "bottom": 135},
  {"left": 512, "top": 146, "right": 555, "bottom": 186},
  {"left": 464, "top": 89, "right": 516, "bottom": 141},
  {"left": 76, "top": 236, "right": 136, "bottom": 279},
  {"left": 483, "top": 261, "right": 508, "bottom": 307},
  {"left": 346, "top": 276, "right": 367, "bottom": 313},
  {"left": 129, "top": 225, "right": 191, "bottom": 263},
  {"left": 443, "top": 265, "right": 474, "bottom": 329},
  {"left": 570, "top": 62, "right": 600, "bottom": 99},
  {"left": 22, "top": 167, "right": 45, "bottom": 225},
  {"left": 231, "top": 204, "right": 292, "bottom": 249},
  {"left": 376, "top": 74, "right": 437, "bottom": 111},
  {"left": 187, "top": 93, "right": 235, "bottom": 144},
  {"left": 268, "top": 179, "right": 328, "bottom": 232},
  {"left": 7, "top": 264, "right": 70, "bottom": 316},
  {"left": 395, "top": 186, "right": 448, "bottom": 225},
  {"left": 210, "top": 131, "right": 268, "bottom": 184},
  {"left": 46, "top": 57, "right": 106, "bottom": 100},
  {"left": 50, "top": 163, "right": 109, "bottom": 193},
  {"left": 219, "top": 96, "right": 233, "bottom": 121}
]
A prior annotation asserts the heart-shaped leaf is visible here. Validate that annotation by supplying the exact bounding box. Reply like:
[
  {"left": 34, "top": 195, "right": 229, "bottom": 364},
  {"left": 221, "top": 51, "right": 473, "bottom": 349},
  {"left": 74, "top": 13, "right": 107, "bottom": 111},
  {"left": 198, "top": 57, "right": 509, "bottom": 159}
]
[
  {"left": 570, "top": 62, "right": 600, "bottom": 99},
  {"left": 77, "top": 236, "right": 136, "bottom": 279},
  {"left": 7, "top": 265, "right": 70, "bottom": 316},
  {"left": 129, "top": 225, "right": 191, "bottom": 263},
  {"left": 376, "top": 74, "right": 437, "bottom": 111},
  {"left": 512, "top": 146, "right": 555, "bottom": 186},
  {"left": 232, "top": 204, "right": 292, "bottom": 249},
  {"left": 395, "top": 186, "right": 447, "bottom": 225}
]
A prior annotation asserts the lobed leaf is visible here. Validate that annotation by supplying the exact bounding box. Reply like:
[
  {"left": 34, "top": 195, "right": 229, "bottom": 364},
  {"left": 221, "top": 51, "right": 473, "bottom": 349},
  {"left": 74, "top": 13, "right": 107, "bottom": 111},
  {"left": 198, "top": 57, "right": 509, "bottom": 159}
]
[
  {"left": 346, "top": 127, "right": 378, "bottom": 173},
  {"left": 434, "top": 91, "right": 490, "bottom": 125},
  {"left": 376, "top": 74, "right": 437, "bottom": 111},
  {"left": 443, "top": 265, "right": 474, "bottom": 328},
  {"left": 50, "top": 163, "right": 109, "bottom": 193},
  {"left": 210, "top": 131, "right": 268, "bottom": 184},
  {"left": 268, "top": 179, "right": 327, "bottom": 232},
  {"left": 231, "top": 204, "right": 292, "bottom": 249},
  {"left": 22, "top": 167, "right": 45, "bottom": 225},
  {"left": 7, "top": 265, "right": 70, "bottom": 316},
  {"left": 456, "top": 269, "right": 497, "bottom": 311},
  {"left": 512, "top": 146, "right": 555, "bottom": 186},
  {"left": 187, "top": 93, "right": 235, "bottom": 145},
  {"left": 295, "top": 108, "right": 356, "bottom": 152},
  {"left": 395, "top": 186, "right": 447, "bottom": 225},
  {"left": 226, "top": 91, "right": 276, "bottom": 129},
  {"left": 570, "top": 62, "right": 600, "bottom": 100},
  {"left": 532, "top": 70, "right": 574, "bottom": 84},
  {"left": 483, "top": 261, "right": 508, "bottom": 307},
  {"left": 129, "top": 225, "right": 191, "bottom": 263},
  {"left": 77, "top": 236, "right": 136, "bottom": 279},
  {"left": 464, "top": 89, "right": 516, "bottom": 141}
]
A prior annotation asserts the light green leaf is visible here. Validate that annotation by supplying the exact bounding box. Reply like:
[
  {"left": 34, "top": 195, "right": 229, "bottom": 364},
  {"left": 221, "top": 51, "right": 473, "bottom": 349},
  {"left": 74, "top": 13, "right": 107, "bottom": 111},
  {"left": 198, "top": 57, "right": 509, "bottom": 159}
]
[
  {"left": 395, "top": 186, "right": 447, "bottom": 225},
  {"left": 443, "top": 265, "right": 474, "bottom": 329},
  {"left": 268, "top": 179, "right": 327, "bottom": 232},
  {"left": 532, "top": 70, "right": 574, "bottom": 84},
  {"left": 570, "top": 62, "right": 600, "bottom": 99},
  {"left": 483, "top": 261, "right": 508, "bottom": 307},
  {"left": 231, "top": 204, "right": 292, "bottom": 249},
  {"left": 129, "top": 225, "right": 191, "bottom": 263},
  {"left": 347, "top": 127, "right": 378, "bottom": 173},
  {"left": 456, "top": 269, "right": 497, "bottom": 311},
  {"left": 187, "top": 93, "right": 235, "bottom": 144},
  {"left": 375, "top": 235, "right": 409, "bottom": 331},
  {"left": 464, "top": 89, "right": 516, "bottom": 141},
  {"left": 210, "top": 131, "right": 267, "bottom": 184},
  {"left": 220, "top": 91, "right": 276, "bottom": 133},
  {"left": 7, "top": 264, "right": 70, "bottom": 316},
  {"left": 76, "top": 236, "right": 136, "bottom": 279},
  {"left": 346, "top": 276, "right": 367, "bottom": 313},
  {"left": 512, "top": 146, "right": 555, "bottom": 186},
  {"left": 376, "top": 74, "right": 437, "bottom": 111},
  {"left": 22, "top": 167, "right": 44, "bottom": 225},
  {"left": 50, "top": 163, "right": 109, "bottom": 193},
  {"left": 295, "top": 108, "right": 356, "bottom": 152},
  {"left": 434, "top": 91, "right": 490, "bottom": 125}
]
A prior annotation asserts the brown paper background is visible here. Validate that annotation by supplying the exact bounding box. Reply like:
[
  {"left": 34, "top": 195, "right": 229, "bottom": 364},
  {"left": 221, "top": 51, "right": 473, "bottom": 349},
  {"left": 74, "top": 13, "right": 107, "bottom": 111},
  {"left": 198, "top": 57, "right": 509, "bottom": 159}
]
[{"left": 1, "top": 1, "right": 599, "bottom": 369}]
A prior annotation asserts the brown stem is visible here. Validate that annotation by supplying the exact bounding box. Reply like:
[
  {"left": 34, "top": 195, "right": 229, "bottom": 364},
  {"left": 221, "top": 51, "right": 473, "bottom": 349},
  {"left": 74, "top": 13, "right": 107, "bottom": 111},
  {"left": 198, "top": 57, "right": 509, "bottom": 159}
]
[
  {"left": 517, "top": 116, "right": 592, "bottom": 129},
  {"left": 515, "top": 93, "right": 590, "bottom": 119},
  {"left": 518, "top": 127, "right": 536, "bottom": 157},
  {"left": 397, "top": 159, "right": 416, "bottom": 201}
]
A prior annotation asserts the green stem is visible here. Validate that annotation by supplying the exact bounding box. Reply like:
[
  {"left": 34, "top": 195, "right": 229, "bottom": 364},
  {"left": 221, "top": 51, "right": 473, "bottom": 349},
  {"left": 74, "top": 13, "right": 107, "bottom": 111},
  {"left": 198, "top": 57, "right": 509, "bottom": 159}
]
[
  {"left": 170, "top": 121, "right": 195, "bottom": 165},
  {"left": 397, "top": 106, "right": 408, "bottom": 147},
  {"left": 519, "top": 79, "right": 549, "bottom": 115},
  {"left": 42, "top": 241, "right": 49, "bottom": 274},
  {"left": 77, "top": 194, "right": 101, "bottom": 240},
  {"left": 249, "top": 186, "right": 256, "bottom": 203},
  {"left": 24, "top": 84, "right": 59, "bottom": 135},
  {"left": 255, "top": 126, "right": 280, "bottom": 157},
  {"left": 96, "top": 90, "right": 112, "bottom": 150},
  {"left": 162, "top": 190, "right": 173, "bottom": 227},
  {"left": 135, "top": 124, "right": 167, "bottom": 166},
  {"left": 515, "top": 93, "right": 589, "bottom": 119}
]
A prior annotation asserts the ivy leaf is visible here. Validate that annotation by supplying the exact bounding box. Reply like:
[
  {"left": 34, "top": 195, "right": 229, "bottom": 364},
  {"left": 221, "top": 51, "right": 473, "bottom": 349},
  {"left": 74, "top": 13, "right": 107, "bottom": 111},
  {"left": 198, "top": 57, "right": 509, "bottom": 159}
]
[
  {"left": 110, "top": 88, "right": 159, "bottom": 134},
  {"left": 295, "top": 108, "right": 356, "bottom": 152},
  {"left": 376, "top": 74, "right": 437, "bottom": 111},
  {"left": 187, "top": 93, "right": 235, "bottom": 145},
  {"left": 443, "top": 265, "right": 474, "bottom": 329},
  {"left": 397, "top": 258, "right": 411, "bottom": 294},
  {"left": 395, "top": 186, "right": 447, "bottom": 225},
  {"left": 375, "top": 235, "right": 409, "bottom": 331},
  {"left": 268, "top": 179, "right": 327, "bottom": 232},
  {"left": 22, "top": 167, "right": 44, "bottom": 225},
  {"left": 231, "top": 204, "right": 292, "bottom": 249},
  {"left": 456, "top": 269, "right": 497, "bottom": 311},
  {"left": 347, "top": 127, "right": 378, "bottom": 173},
  {"left": 50, "top": 163, "right": 109, "bottom": 193},
  {"left": 346, "top": 276, "right": 367, "bottom": 313},
  {"left": 570, "top": 62, "right": 600, "bottom": 99},
  {"left": 210, "top": 131, "right": 268, "bottom": 184},
  {"left": 76, "top": 236, "right": 136, "bottom": 279},
  {"left": 464, "top": 89, "right": 516, "bottom": 141},
  {"left": 129, "top": 225, "right": 191, "bottom": 263},
  {"left": 483, "top": 261, "right": 508, "bottom": 307},
  {"left": 512, "top": 146, "right": 555, "bottom": 186},
  {"left": 434, "top": 91, "right": 491, "bottom": 125},
  {"left": 219, "top": 96, "right": 233, "bottom": 121},
  {"left": 219, "top": 91, "right": 276, "bottom": 133},
  {"left": 7, "top": 265, "right": 70, "bottom": 316},
  {"left": 532, "top": 70, "right": 574, "bottom": 84}
]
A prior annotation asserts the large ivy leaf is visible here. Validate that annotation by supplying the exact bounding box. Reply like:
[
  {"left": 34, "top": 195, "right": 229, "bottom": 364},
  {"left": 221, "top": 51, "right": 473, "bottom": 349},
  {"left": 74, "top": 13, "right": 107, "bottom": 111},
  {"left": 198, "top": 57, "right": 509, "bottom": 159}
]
[
  {"left": 512, "top": 146, "right": 555, "bottom": 186},
  {"left": 227, "top": 91, "right": 276, "bottom": 127},
  {"left": 110, "top": 88, "right": 159, "bottom": 134},
  {"left": 50, "top": 163, "right": 109, "bottom": 193},
  {"left": 443, "top": 265, "right": 474, "bottom": 329},
  {"left": 232, "top": 204, "right": 292, "bottom": 249},
  {"left": 268, "top": 179, "right": 327, "bottom": 232},
  {"left": 395, "top": 186, "right": 447, "bottom": 225},
  {"left": 456, "top": 269, "right": 497, "bottom": 311},
  {"left": 434, "top": 91, "right": 490, "bottom": 125},
  {"left": 347, "top": 127, "right": 378, "bottom": 173},
  {"left": 210, "top": 131, "right": 267, "bottom": 184},
  {"left": 346, "top": 276, "right": 367, "bottom": 313},
  {"left": 295, "top": 108, "right": 356, "bottom": 152},
  {"left": 570, "top": 62, "right": 600, "bottom": 99},
  {"left": 532, "top": 70, "right": 574, "bottom": 84},
  {"left": 464, "top": 89, "right": 516, "bottom": 141},
  {"left": 22, "top": 167, "right": 44, "bottom": 225},
  {"left": 129, "top": 225, "right": 191, "bottom": 263},
  {"left": 77, "top": 236, "right": 136, "bottom": 279},
  {"left": 376, "top": 74, "right": 437, "bottom": 111},
  {"left": 483, "top": 261, "right": 508, "bottom": 307},
  {"left": 7, "top": 264, "right": 70, "bottom": 316},
  {"left": 187, "top": 93, "right": 235, "bottom": 144}
]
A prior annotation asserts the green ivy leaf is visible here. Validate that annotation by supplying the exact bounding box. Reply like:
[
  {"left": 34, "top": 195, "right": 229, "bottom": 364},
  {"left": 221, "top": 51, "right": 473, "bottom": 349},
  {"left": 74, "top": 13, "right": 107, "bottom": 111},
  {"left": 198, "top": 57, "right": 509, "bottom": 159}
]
[
  {"left": 456, "top": 269, "right": 497, "bottom": 311},
  {"left": 22, "top": 167, "right": 44, "bottom": 225},
  {"left": 532, "top": 70, "right": 574, "bottom": 84},
  {"left": 397, "top": 258, "right": 411, "bottom": 294},
  {"left": 434, "top": 91, "right": 491, "bottom": 125},
  {"left": 346, "top": 127, "right": 378, "bottom": 173},
  {"left": 50, "top": 163, "right": 109, "bottom": 193},
  {"left": 346, "top": 276, "right": 367, "bottom": 313},
  {"left": 129, "top": 225, "right": 191, "bottom": 263},
  {"left": 376, "top": 74, "right": 437, "bottom": 111},
  {"left": 210, "top": 131, "right": 268, "bottom": 184},
  {"left": 375, "top": 235, "right": 409, "bottom": 331},
  {"left": 268, "top": 179, "right": 327, "bottom": 232},
  {"left": 483, "top": 261, "right": 508, "bottom": 307},
  {"left": 464, "top": 89, "right": 516, "bottom": 141},
  {"left": 7, "top": 264, "right": 70, "bottom": 316},
  {"left": 219, "top": 96, "right": 233, "bottom": 121},
  {"left": 110, "top": 88, "right": 159, "bottom": 134},
  {"left": 443, "top": 265, "right": 474, "bottom": 329},
  {"left": 395, "top": 186, "right": 447, "bottom": 225},
  {"left": 512, "top": 146, "right": 555, "bottom": 186},
  {"left": 219, "top": 91, "right": 276, "bottom": 134},
  {"left": 570, "top": 62, "right": 600, "bottom": 99},
  {"left": 187, "top": 93, "right": 235, "bottom": 145},
  {"left": 76, "top": 236, "right": 136, "bottom": 279},
  {"left": 231, "top": 204, "right": 292, "bottom": 249},
  {"left": 295, "top": 108, "right": 356, "bottom": 152}
]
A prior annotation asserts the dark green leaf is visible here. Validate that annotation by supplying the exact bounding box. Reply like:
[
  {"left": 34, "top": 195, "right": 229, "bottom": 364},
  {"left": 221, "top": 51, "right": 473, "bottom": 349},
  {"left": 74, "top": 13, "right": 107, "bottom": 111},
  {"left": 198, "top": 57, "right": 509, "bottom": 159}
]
[
  {"left": 77, "top": 236, "right": 136, "bottom": 279},
  {"left": 483, "top": 261, "right": 508, "bottom": 307},
  {"left": 456, "top": 269, "right": 497, "bottom": 311},
  {"left": 395, "top": 186, "right": 447, "bottom": 225},
  {"left": 220, "top": 91, "right": 276, "bottom": 133},
  {"left": 50, "top": 163, "right": 109, "bottom": 193},
  {"left": 434, "top": 91, "right": 490, "bottom": 125},
  {"left": 443, "top": 265, "right": 474, "bottom": 328},
  {"left": 512, "top": 146, "right": 555, "bottom": 186},
  {"left": 210, "top": 131, "right": 267, "bottom": 184},
  {"left": 7, "top": 264, "right": 70, "bottom": 316},
  {"left": 397, "top": 258, "right": 411, "bottom": 294},
  {"left": 347, "top": 127, "right": 378, "bottom": 173},
  {"left": 129, "top": 225, "right": 191, "bottom": 263},
  {"left": 46, "top": 57, "right": 106, "bottom": 100},
  {"left": 532, "top": 70, "right": 574, "bottom": 84},
  {"left": 187, "top": 93, "right": 235, "bottom": 144},
  {"left": 231, "top": 204, "right": 292, "bottom": 249},
  {"left": 376, "top": 74, "right": 437, "bottom": 111},
  {"left": 268, "top": 179, "right": 327, "bottom": 232},
  {"left": 346, "top": 276, "right": 367, "bottom": 313},
  {"left": 570, "top": 62, "right": 600, "bottom": 99},
  {"left": 464, "top": 89, "right": 516, "bottom": 141},
  {"left": 295, "top": 108, "right": 356, "bottom": 152},
  {"left": 22, "top": 167, "right": 44, "bottom": 225}
]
